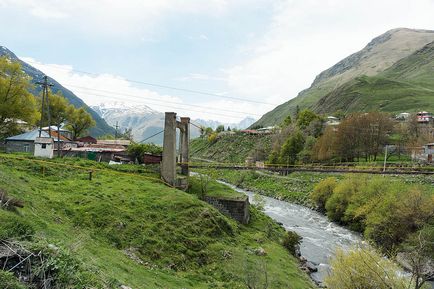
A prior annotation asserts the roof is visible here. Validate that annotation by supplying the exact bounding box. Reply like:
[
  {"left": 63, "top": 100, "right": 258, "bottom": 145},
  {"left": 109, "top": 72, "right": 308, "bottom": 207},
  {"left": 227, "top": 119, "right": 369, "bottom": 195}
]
[
  {"left": 76, "top": 136, "right": 97, "bottom": 143},
  {"left": 6, "top": 129, "right": 49, "bottom": 141},
  {"left": 6, "top": 129, "right": 69, "bottom": 142},
  {"left": 35, "top": 137, "right": 54, "bottom": 144},
  {"left": 97, "top": 140, "right": 131, "bottom": 146}
]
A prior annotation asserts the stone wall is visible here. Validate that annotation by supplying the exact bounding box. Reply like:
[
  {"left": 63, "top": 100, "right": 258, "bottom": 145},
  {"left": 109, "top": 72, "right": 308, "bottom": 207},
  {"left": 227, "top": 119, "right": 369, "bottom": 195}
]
[{"left": 204, "top": 195, "right": 250, "bottom": 224}]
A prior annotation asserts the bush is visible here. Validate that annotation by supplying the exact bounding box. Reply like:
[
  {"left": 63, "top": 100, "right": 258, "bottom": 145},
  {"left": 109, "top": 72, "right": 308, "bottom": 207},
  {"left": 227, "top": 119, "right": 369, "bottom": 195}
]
[
  {"left": 310, "top": 177, "right": 337, "bottom": 212},
  {"left": 0, "top": 271, "right": 26, "bottom": 289},
  {"left": 325, "top": 246, "right": 411, "bottom": 289},
  {"left": 282, "top": 231, "right": 301, "bottom": 256},
  {"left": 364, "top": 188, "right": 434, "bottom": 253},
  {"left": 127, "top": 143, "right": 163, "bottom": 163},
  {"left": 0, "top": 214, "right": 34, "bottom": 240}
]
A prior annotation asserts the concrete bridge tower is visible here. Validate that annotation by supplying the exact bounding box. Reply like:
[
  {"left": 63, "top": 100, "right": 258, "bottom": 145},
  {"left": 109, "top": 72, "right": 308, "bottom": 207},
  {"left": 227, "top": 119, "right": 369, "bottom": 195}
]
[{"left": 161, "top": 112, "right": 190, "bottom": 188}]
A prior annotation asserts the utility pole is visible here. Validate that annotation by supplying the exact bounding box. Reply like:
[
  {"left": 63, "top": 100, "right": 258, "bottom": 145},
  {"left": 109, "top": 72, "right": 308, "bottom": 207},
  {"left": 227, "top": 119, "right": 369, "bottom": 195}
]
[
  {"left": 36, "top": 76, "right": 54, "bottom": 137},
  {"left": 115, "top": 121, "right": 119, "bottom": 139},
  {"left": 383, "top": 145, "right": 388, "bottom": 172}
]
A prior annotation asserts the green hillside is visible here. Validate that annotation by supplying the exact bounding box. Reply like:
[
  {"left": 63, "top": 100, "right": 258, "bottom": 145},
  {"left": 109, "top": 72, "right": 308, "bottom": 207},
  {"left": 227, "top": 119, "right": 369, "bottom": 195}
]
[
  {"left": 0, "top": 154, "right": 313, "bottom": 289},
  {"left": 313, "top": 41, "right": 434, "bottom": 114},
  {"left": 191, "top": 134, "right": 273, "bottom": 164},
  {"left": 253, "top": 28, "right": 434, "bottom": 127}
]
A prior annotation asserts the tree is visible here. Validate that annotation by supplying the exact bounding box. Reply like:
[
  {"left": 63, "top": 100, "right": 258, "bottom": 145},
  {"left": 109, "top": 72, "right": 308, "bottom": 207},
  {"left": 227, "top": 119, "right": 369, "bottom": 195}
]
[
  {"left": 0, "top": 56, "right": 38, "bottom": 139},
  {"left": 282, "top": 115, "right": 292, "bottom": 127},
  {"left": 216, "top": 125, "right": 225, "bottom": 133},
  {"left": 279, "top": 130, "right": 304, "bottom": 165},
  {"left": 325, "top": 246, "right": 411, "bottom": 289},
  {"left": 67, "top": 107, "right": 95, "bottom": 140},
  {"left": 296, "top": 109, "right": 320, "bottom": 129},
  {"left": 313, "top": 126, "right": 337, "bottom": 161},
  {"left": 400, "top": 225, "right": 434, "bottom": 289}
]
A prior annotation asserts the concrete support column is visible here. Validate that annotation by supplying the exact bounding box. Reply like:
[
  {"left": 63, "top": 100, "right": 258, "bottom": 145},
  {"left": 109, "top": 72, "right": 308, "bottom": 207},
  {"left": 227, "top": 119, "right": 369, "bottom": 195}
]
[
  {"left": 161, "top": 112, "right": 177, "bottom": 185},
  {"left": 180, "top": 117, "right": 190, "bottom": 176}
]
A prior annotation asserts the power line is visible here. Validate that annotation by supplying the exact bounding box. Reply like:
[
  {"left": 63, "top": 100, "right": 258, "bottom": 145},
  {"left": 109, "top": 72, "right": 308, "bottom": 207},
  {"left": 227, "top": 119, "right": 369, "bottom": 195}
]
[
  {"left": 139, "top": 130, "right": 164, "bottom": 143},
  {"left": 24, "top": 59, "right": 279, "bottom": 106},
  {"left": 66, "top": 84, "right": 263, "bottom": 117}
]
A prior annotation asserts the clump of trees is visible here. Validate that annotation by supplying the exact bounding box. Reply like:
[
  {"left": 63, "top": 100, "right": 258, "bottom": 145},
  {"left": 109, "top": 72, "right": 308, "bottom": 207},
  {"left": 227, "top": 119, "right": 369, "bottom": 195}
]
[
  {"left": 312, "top": 176, "right": 434, "bottom": 253},
  {"left": 314, "top": 112, "right": 394, "bottom": 162},
  {"left": 315, "top": 176, "right": 434, "bottom": 288},
  {"left": 268, "top": 109, "right": 324, "bottom": 165}
]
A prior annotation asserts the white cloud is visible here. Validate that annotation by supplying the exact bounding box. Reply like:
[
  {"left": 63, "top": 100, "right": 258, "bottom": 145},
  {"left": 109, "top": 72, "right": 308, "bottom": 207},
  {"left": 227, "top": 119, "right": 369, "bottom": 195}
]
[
  {"left": 0, "top": 0, "right": 258, "bottom": 37},
  {"left": 20, "top": 57, "right": 260, "bottom": 122}
]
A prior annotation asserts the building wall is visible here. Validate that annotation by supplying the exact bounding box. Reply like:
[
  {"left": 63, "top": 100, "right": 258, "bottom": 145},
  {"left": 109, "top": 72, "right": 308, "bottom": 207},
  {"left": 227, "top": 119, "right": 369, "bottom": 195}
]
[
  {"left": 6, "top": 140, "right": 34, "bottom": 154},
  {"left": 34, "top": 143, "right": 54, "bottom": 158}
]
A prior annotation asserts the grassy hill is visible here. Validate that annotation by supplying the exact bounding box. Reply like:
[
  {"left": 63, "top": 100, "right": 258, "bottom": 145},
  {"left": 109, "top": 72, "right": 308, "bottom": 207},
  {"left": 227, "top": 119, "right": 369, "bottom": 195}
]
[
  {"left": 191, "top": 134, "right": 273, "bottom": 164},
  {"left": 0, "top": 154, "right": 313, "bottom": 288},
  {"left": 253, "top": 28, "right": 434, "bottom": 127}
]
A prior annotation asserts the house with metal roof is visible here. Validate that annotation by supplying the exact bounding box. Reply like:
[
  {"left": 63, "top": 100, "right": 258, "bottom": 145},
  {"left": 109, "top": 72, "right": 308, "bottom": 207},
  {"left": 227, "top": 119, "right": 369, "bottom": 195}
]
[{"left": 5, "top": 128, "right": 75, "bottom": 154}]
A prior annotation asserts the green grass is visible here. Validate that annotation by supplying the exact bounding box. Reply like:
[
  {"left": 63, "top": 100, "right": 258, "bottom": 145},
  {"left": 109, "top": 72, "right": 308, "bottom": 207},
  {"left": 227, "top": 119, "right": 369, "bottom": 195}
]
[
  {"left": 0, "top": 153, "right": 314, "bottom": 289},
  {"left": 188, "top": 175, "right": 246, "bottom": 200}
]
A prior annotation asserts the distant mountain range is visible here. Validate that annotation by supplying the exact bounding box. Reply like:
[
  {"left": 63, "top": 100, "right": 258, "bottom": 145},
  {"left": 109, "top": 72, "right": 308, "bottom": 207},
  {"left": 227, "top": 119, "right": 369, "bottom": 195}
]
[
  {"left": 92, "top": 102, "right": 256, "bottom": 144},
  {"left": 0, "top": 46, "right": 115, "bottom": 137},
  {"left": 253, "top": 28, "right": 434, "bottom": 127}
]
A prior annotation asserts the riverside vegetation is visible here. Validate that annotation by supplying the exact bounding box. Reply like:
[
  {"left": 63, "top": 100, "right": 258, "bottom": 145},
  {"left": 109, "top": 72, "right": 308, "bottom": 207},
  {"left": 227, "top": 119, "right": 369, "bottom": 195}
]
[
  {"left": 203, "top": 168, "right": 434, "bottom": 288},
  {"left": 0, "top": 154, "right": 315, "bottom": 289}
]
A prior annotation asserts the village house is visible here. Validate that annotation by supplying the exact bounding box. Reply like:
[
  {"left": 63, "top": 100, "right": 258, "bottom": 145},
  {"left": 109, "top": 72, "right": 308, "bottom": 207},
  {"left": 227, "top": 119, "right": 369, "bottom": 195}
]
[{"left": 5, "top": 128, "right": 76, "bottom": 154}]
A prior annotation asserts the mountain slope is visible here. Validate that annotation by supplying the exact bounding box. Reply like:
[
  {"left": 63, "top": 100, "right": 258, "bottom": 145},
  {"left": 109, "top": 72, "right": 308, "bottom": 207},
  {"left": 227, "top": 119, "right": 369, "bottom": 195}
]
[
  {"left": 92, "top": 102, "right": 166, "bottom": 143},
  {"left": 0, "top": 46, "right": 115, "bottom": 136},
  {"left": 254, "top": 28, "right": 434, "bottom": 126},
  {"left": 313, "top": 40, "right": 434, "bottom": 114}
]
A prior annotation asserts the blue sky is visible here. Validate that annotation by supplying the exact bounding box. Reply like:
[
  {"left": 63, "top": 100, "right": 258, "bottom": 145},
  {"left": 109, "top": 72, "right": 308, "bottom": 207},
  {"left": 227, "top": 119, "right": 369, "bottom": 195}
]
[{"left": 1, "top": 0, "right": 434, "bottom": 122}]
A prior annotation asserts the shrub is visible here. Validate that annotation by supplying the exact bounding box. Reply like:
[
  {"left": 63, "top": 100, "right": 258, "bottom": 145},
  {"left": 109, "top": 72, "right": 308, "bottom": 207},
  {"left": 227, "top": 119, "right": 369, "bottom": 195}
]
[
  {"left": 127, "top": 143, "right": 162, "bottom": 163},
  {"left": 310, "top": 177, "right": 337, "bottom": 212},
  {"left": 325, "top": 176, "right": 365, "bottom": 224},
  {"left": 0, "top": 214, "right": 34, "bottom": 240},
  {"left": 364, "top": 188, "right": 434, "bottom": 253},
  {"left": 282, "top": 231, "right": 301, "bottom": 256},
  {"left": 325, "top": 246, "right": 411, "bottom": 289}
]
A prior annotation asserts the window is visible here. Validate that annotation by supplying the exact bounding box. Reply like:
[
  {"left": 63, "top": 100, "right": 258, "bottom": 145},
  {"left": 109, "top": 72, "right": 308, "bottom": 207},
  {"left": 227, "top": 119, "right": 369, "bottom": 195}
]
[
  {"left": 42, "top": 144, "right": 47, "bottom": 149},
  {"left": 23, "top": 144, "right": 29, "bottom": 152}
]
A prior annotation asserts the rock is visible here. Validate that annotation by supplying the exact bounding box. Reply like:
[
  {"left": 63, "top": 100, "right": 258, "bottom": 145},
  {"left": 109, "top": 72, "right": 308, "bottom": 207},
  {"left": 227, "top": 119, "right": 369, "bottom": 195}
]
[
  {"left": 255, "top": 247, "right": 267, "bottom": 256},
  {"left": 305, "top": 261, "right": 318, "bottom": 272},
  {"left": 120, "top": 286, "right": 132, "bottom": 289}
]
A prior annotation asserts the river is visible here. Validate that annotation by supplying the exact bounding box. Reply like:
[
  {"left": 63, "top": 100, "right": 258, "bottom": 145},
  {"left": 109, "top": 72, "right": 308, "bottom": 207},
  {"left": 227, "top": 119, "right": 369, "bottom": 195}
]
[{"left": 218, "top": 181, "right": 362, "bottom": 285}]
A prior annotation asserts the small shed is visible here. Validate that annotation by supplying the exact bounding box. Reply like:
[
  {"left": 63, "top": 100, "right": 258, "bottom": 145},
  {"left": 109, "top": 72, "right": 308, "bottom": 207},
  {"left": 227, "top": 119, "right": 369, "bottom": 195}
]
[{"left": 34, "top": 137, "right": 54, "bottom": 159}]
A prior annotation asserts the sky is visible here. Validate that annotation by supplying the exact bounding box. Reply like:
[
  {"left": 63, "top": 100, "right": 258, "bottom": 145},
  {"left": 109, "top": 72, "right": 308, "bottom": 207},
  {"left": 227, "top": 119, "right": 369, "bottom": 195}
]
[{"left": 1, "top": 0, "right": 434, "bottom": 122}]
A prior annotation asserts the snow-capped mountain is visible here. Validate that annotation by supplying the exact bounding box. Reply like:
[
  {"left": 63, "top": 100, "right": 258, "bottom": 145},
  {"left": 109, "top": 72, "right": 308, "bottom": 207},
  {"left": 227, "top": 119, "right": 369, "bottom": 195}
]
[
  {"left": 92, "top": 102, "right": 166, "bottom": 143},
  {"left": 92, "top": 102, "right": 256, "bottom": 144},
  {"left": 194, "top": 117, "right": 256, "bottom": 130}
]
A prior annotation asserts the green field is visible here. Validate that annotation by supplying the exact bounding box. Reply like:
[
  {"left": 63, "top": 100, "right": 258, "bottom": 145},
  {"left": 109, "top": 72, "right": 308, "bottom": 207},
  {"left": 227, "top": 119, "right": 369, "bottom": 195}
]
[{"left": 0, "top": 154, "right": 314, "bottom": 289}]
